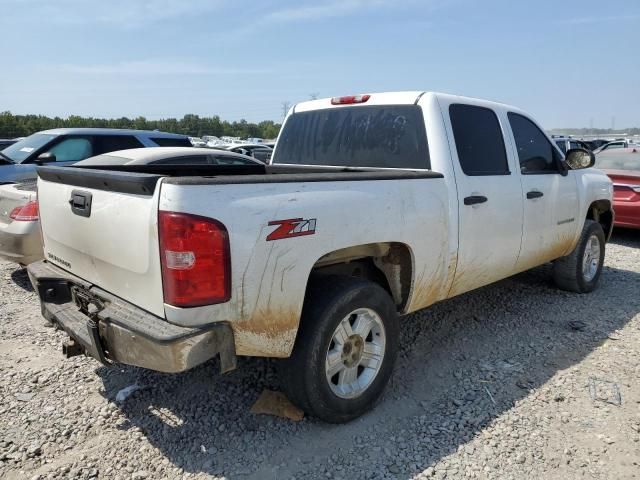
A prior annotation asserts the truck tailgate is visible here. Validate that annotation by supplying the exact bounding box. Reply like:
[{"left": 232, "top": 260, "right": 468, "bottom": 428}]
[{"left": 37, "top": 167, "right": 166, "bottom": 317}]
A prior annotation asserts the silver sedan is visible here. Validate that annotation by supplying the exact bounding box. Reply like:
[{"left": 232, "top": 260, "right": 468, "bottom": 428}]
[{"left": 0, "top": 181, "right": 41, "bottom": 265}]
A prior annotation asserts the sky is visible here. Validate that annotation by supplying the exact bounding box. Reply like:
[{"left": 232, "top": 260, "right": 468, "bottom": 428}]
[{"left": 0, "top": 0, "right": 639, "bottom": 128}]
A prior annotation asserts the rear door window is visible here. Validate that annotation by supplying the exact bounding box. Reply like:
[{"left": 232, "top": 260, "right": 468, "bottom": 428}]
[
  {"left": 273, "top": 105, "right": 430, "bottom": 169},
  {"left": 449, "top": 104, "right": 509, "bottom": 175},
  {"left": 93, "top": 135, "right": 144, "bottom": 155},
  {"left": 150, "top": 137, "right": 193, "bottom": 147}
]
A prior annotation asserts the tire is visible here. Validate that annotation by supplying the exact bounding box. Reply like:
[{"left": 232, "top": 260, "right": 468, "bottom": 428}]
[
  {"left": 553, "top": 219, "right": 605, "bottom": 293},
  {"left": 279, "top": 275, "right": 399, "bottom": 423}
]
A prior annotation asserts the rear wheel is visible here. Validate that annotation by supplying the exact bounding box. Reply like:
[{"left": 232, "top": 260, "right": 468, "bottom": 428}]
[
  {"left": 280, "top": 275, "right": 399, "bottom": 423},
  {"left": 553, "top": 219, "right": 605, "bottom": 293}
]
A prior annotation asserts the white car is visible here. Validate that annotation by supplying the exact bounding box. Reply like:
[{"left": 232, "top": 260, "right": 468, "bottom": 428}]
[
  {"left": 0, "top": 148, "right": 260, "bottom": 265},
  {"left": 29, "top": 91, "right": 613, "bottom": 423},
  {"left": 225, "top": 143, "right": 273, "bottom": 163},
  {"left": 594, "top": 139, "right": 640, "bottom": 153}
]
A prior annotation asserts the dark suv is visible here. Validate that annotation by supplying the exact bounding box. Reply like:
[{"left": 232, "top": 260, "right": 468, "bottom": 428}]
[{"left": 0, "top": 128, "right": 191, "bottom": 183}]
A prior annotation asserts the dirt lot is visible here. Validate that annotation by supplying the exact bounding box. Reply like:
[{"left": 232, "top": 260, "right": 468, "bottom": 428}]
[{"left": 1, "top": 231, "right": 639, "bottom": 480}]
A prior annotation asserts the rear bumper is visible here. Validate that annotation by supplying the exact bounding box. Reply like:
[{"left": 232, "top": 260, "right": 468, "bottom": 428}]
[
  {"left": 27, "top": 260, "right": 237, "bottom": 374},
  {"left": 0, "top": 220, "right": 43, "bottom": 265}
]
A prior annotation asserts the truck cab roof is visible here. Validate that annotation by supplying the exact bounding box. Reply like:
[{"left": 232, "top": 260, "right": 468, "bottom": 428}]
[{"left": 293, "top": 91, "right": 520, "bottom": 114}]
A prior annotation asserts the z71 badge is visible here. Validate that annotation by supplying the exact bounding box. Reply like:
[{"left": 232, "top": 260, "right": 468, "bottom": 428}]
[{"left": 266, "top": 218, "right": 317, "bottom": 241}]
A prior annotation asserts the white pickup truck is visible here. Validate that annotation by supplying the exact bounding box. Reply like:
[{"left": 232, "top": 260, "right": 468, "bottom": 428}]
[{"left": 29, "top": 92, "right": 613, "bottom": 423}]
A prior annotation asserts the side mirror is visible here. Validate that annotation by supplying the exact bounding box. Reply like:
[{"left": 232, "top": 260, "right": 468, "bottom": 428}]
[
  {"left": 565, "top": 148, "right": 594, "bottom": 170},
  {"left": 34, "top": 152, "right": 56, "bottom": 165}
]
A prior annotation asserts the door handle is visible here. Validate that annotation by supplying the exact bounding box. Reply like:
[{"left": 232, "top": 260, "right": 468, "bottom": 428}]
[
  {"left": 463, "top": 195, "right": 488, "bottom": 206},
  {"left": 526, "top": 190, "right": 544, "bottom": 199}
]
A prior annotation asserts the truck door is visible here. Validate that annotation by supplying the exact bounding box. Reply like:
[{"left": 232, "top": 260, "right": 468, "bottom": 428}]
[
  {"left": 506, "top": 112, "right": 580, "bottom": 271},
  {"left": 442, "top": 102, "right": 524, "bottom": 297}
]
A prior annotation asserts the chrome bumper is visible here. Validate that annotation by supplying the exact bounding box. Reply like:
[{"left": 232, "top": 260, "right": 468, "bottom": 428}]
[{"left": 27, "top": 260, "right": 237, "bottom": 374}]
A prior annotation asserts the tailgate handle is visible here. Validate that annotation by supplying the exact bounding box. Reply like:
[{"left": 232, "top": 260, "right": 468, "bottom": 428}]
[{"left": 69, "top": 190, "right": 92, "bottom": 217}]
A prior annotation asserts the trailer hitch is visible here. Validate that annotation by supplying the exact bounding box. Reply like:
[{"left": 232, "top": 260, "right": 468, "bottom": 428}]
[{"left": 62, "top": 339, "right": 84, "bottom": 358}]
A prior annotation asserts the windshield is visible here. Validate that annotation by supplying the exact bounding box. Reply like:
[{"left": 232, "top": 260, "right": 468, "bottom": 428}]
[
  {"left": 1, "top": 133, "right": 57, "bottom": 164},
  {"left": 273, "top": 105, "right": 430, "bottom": 169},
  {"left": 596, "top": 151, "right": 640, "bottom": 171}
]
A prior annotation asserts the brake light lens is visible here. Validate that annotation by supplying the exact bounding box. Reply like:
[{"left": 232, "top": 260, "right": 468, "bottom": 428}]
[
  {"left": 159, "top": 211, "right": 231, "bottom": 307},
  {"left": 331, "top": 94, "right": 371, "bottom": 105},
  {"left": 9, "top": 200, "right": 39, "bottom": 221}
]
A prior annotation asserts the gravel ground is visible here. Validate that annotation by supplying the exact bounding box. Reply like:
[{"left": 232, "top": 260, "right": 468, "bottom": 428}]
[{"left": 1, "top": 230, "right": 639, "bottom": 480}]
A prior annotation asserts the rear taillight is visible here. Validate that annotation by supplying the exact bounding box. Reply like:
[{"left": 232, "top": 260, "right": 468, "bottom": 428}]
[
  {"left": 331, "top": 94, "right": 371, "bottom": 105},
  {"left": 158, "top": 211, "right": 230, "bottom": 307},
  {"left": 9, "top": 200, "right": 39, "bottom": 221}
]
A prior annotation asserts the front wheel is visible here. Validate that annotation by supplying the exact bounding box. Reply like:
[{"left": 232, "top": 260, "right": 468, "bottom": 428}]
[
  {"left": 553, "top": 219, "right": 605, "bottom": 293},
  {"left": 279, "top": 275, "right": 399, "bottom": 423}
]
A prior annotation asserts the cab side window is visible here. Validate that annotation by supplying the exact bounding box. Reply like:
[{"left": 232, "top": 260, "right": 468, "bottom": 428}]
[
  {"left": 94, "top": 135, "right": 144, "bottom": 155},
  {"left": 449, "top": 104, "right": 509, "bottom": 175},
  {"left": 508, "top": 113, "right": 561, "bottom": 174},
  {"left": 46, "top": 137, "right": 93, "bottom": 162}
]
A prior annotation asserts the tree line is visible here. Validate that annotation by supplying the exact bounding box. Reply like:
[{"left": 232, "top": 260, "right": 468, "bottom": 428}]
[{"left": 0, "top": 112, "right": 281, "bottom": 139}]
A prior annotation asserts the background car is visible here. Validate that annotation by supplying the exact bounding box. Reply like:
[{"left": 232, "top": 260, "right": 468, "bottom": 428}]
[
  {"left": 551, "top": 136, "right": 592, "bottom": 153},
  {"left": 584, "top": 139, "right": 611, "bottom": 150},
  {"left": 0, "top": 181, "right": 40, "bottom": 265},
  {"left": 224, "top": 143, "right": 273, "bottom": 163},
  {"left": 189, "top": 136, "right": 207, "bottom": 147},
  {"left": 593, "top": 139, "right": 640, "bottom": 154},
  {"left": 595, "top": 147, "right": 640, "bottom": 229},
  {"left": 75, "top": 146, "right": 261, "bottom": 167},
  {"left": 0, "top": 147, "right": 260, "bottom": 265},
  {"left": 0, "top": 128, "right": 192, "bottom": 184}
]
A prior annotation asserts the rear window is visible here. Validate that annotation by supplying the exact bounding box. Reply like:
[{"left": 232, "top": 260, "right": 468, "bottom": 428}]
[
  {"left": 151, "top": 137, "right": 193, "bottom": 147},
  {"left": 273, "top": 105, "right": 430, "bottom": 169}
]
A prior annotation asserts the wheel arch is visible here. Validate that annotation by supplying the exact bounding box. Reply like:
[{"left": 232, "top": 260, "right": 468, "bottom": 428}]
[
  {"left": 308, "top": 242, "right": 415, "bottom": 312},
  {"left": 586, "top": 199, "right": 614, "bottom": 241}
]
